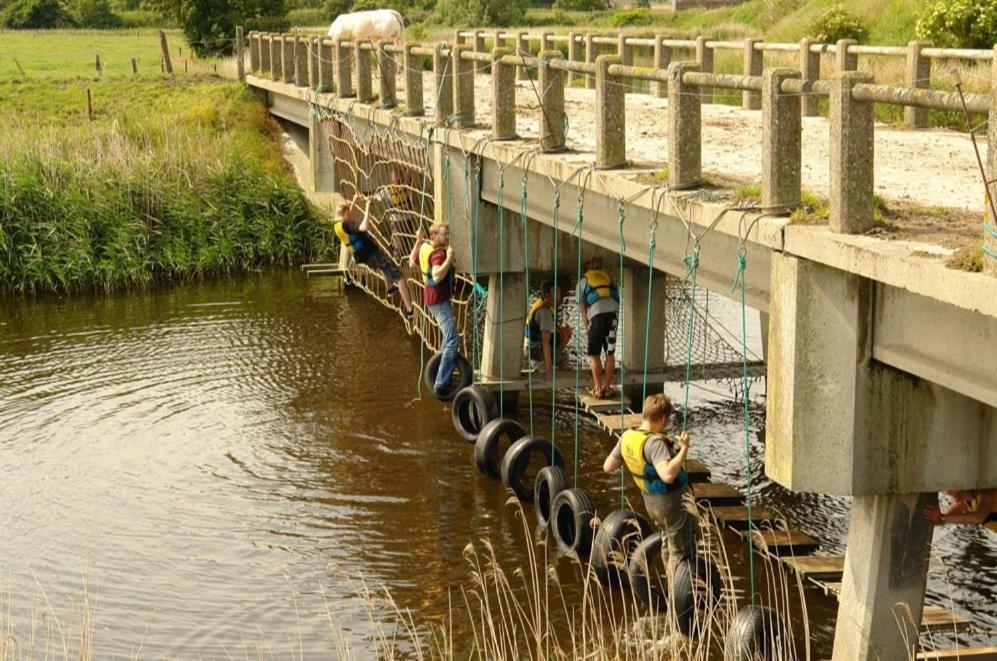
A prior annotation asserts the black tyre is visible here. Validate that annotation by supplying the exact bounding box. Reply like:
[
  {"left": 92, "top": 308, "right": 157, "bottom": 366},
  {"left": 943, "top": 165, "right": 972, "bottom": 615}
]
[
  {"left": 628, "top": 532, "right": 667, "bottom": 611},
  {"left": 723, "top": 605, "right": 779, "bottom": 661},
  {"left": 590, "top": 508, "right": 653, "bottom": 588},
  {"left": 424, "top": 352, "right": 473, "bottom": 401},
  {"left": 500, "top": 436, "right": 565, "bottom": 502},
  {"left": 671, "top": 555, "right": 722, "bottom": 637},
  {"left": 534, "top": 466, "right": 568, "bottom": 528},
  {"left": 551, "top": 488, "right": 596, "bottom": 557},
  {"left": 451, "top": 385, "right": 499, "bottom": 442},
  {"left": 474, "top": 418, "right": 526, "bottom": 478}
]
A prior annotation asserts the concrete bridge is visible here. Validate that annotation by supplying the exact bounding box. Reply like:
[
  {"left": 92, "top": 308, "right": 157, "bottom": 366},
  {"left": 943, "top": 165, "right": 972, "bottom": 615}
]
[{"left": 241, "top": 28, "right": 996, "bottom": 660}]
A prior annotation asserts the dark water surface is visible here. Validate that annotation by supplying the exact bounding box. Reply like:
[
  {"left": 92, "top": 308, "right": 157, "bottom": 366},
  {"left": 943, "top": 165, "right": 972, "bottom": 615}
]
[{"left": 1, "top": 270, "right": 993, "bottom": 658}]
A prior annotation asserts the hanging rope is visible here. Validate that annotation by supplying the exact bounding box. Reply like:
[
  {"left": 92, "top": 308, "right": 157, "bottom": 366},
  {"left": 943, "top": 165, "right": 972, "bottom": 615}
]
[
  {"left": 641, "top": 220, "right": 658, "bottom": 402},
  {"left": 550, "top": 188, "right": 561, "bottom": 457},
  {"left": 616, "top": 199, "right": 627, "bottom": 508},
  {"left": 680, "top": 243, "right": 701, "bottom": 434},
  {"left": 498, "top": 167, "right": 506, "bottom": 417},
  {"left": 522, "top": 174, "right": 535, "bottom": 436},
  {"left": 571, "top": 191, "right": 584, "bottom": 488}
]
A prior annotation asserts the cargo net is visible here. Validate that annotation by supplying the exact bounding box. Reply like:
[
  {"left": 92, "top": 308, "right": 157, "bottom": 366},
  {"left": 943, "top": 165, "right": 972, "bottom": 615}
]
[{"left": 322, "top": 111, "right": 478, "bottom": 356}]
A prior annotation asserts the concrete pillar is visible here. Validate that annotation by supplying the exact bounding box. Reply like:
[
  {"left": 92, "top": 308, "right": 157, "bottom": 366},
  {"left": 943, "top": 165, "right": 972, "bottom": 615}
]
[
  {"left": 831, "top": 493, "right": 935, "bottom": 661},
  {"left": 335, "top": 41, "right": 353, "bottom": 97},
  {"left": 308, "top": 36, "right": 319, "bottom": 88},
  {"left": 472, "top": 30, "right": 486, "bottom": 74},
  {"left": 539, "top": 50, "right": 565, "bottom": 152},
  {"left": 836, "top": 38, "right": 857, "bottom": 72},
  {"left": 379, "top": 42, "right": 397, "bottom": 109},
  {"left": 309, "top": 108, "right": 336, "bottom": 193},
  {"left": 404, "top": 44, "right": 424, "bottom": 116},
  {"left": 433, "top": 43, "right": 453, "bottom": 127},
  {"left": 294, "top": 35, "right": 308, "bottom": 87},
  {"left": 355, "top": 43, "right": 373, "bottom": 103},
  {"left": 481, "top": 272, "right": 525, "bottom": 410},
  {"left": 281, "top": 36, "right": 294, "bottom": 84},
  {"left": 452, "top": 44, "right": 475, "bottom": 128},
  {"left": 829, "top": 71, "right": 874, "bottom": 233},
  {"left": 493, "top": 30, "right": 505, "bottom": 55},
  {"left": 762, "top": 69, "right": 802, "bottom": 210},
  {"left": 653, "top": 35, "right": 671, "bottom": 98},
  {"left": 799, "top": 37, "right": 821, "bottom": 117},
  {"left": 269, "top": 35, "right": 280, "bottom": 80},
  {"left": 618, "top": 34, "right": 634, "bottom": 94},
  {"left": 904, "top": 41, "right": 931, "bottom": 128},
  {"left": 259, "top": 34, "right": 271, "bottom": 78},
  {"left": 236, "top": 26, "right": 245, "bottom": 82},
  {"left": 567, "top": 32, "right": 581, "bottom": 85},
  {"left": 585, "top": 34, "right": 597, "bottom": 89},
  {"left": 987, "top": 46, "right": 997, "bottom": 277},
  {"left": 248, "top": 31, "right": 258, "bottom": 75},
  {"left": 668, "top": 62, "right": 701, "bottom": 189},
  {"left": 318, "top": 39, "right": 333, "bottom": 93},
  {"left": 595, "top": 54, "right": 626, "bottom": 169},
  {"left": 742, "top": 38, "right": 762, "bottom": 109},
  {"left": 620, "top": 267, "right": 666, "bottom": 374},
  {"left": 758, "top": 311, "right": 769, "bottom": 363},
  {"left": 517, "top": 32, "right": 530, "bottom": 81},
  {"left": 491, "top": 48, "right": 517, "bottom": 140},
  {"left": 695, "top": 36, "right": 714, "bottom": 103}
]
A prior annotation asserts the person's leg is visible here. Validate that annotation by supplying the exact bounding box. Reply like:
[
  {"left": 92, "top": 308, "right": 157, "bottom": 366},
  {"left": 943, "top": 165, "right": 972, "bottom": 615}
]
[
  {"left": 588, "top": 356, "right": 604, "bottom": 396},
  {"left": 396, "top": 275, "right": 413, "bottom": 313},
  {"left": 601, "top": 314, "right": 618, "bottom": 396},
  {"left": 431, "top": 302, "right": 459, "bottom": 394}
]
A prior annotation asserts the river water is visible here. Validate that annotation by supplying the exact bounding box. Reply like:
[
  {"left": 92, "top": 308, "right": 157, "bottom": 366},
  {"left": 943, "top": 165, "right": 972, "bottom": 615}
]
[{"left": 1, "top": 270, "right": 994, "bottom": 658}]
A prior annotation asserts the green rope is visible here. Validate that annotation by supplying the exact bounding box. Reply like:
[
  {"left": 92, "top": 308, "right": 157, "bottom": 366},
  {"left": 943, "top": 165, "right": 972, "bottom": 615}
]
[
  {"left": 681, "top": 245, "right": 701, "bottom": 433},
  {"left": 617, "top": 200, "right": 626, "bottom": 507},
  {"left": 551, "top": 189, "right": 561, "bottom": 457},
  {"left": 464, "top": 158, "right": 477, "bottom": 379},
  {"left": 642, "top": 223, "right": 657, "bottom": 402},
  {"left": 498, "top": 169, "right": 506, "bottom": 417},
  {"left": 473, "top": 162, "right": 483, "bottom": 380},
  {"left": 522, "top": 175, "right": 534, "bottom": 436},
  {"left": 571, "top": 197, "right": 584, "bottom": 488},
  {"left": 731, "top": 246, "right": 757, "bottom": 608}
]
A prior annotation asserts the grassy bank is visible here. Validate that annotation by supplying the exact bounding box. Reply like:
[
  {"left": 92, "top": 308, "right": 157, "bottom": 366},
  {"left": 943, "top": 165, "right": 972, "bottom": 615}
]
[{"left": 0, "top": 74, "right": 334, "bottom": 294}]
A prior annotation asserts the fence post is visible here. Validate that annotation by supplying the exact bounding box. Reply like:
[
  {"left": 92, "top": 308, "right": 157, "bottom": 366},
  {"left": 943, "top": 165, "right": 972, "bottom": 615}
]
[
  {"left": 355, "top": 42, "right": 373, "bottom": 102},
  {"left": 318, "top": 38, "right": 333, "bottom": 92},
  {"left": 904, "top": 41, "right": 931, "bottom": 128},
  {"left": 492, "top": 47, "right": 517, "bottom": 140},
  {"left": 473, "top": 30, "right": 486, "bottom": 74},
  {"left": 829, "top": 71, "right": 875, "bottom": 233},
  {"left": 282, "top": 36, "right": 295, "bottom": 84},
  {"left": 654, "top": 35, "right": 671, "bottom": 98},
  {"left": 695, "top": 36, "right": 714, "bottom": 103},
  {"left": 236, "top": 26, "right": 245, "bottom": 81},
  {"left": 836, "top": 38, "right": 857, "bottom": 72},
  {"left": 799, "top": 37, "right": 820, "bottom": 117},
  {"left": 596, "top": 54, "right": 625, "bottom": 169},
  {"left": 618, "top": 34, "right": 634, "bottom": 93},
  {"left": 452, "top": 43, "right": 475, "bottom": 127},
  {"left": 539, "top": 50, "right": 565, "bottom": 152},
  {"left": 454, "top": 30, "right": 465, "bottom": 47},
  {"left": 517, "top": 32, "right": 530, "bottom": 80},
  {"left": 307, "top": 36, "right": 319, "bottom": 88},
  {"left": 668, "top": 62, "right": 701, "bottom": 188},
  {"left": 743, "top": 38, "right": 762, "bottom": 109},
  {"left": 568, "top": 32, "right": 581, "bottom": 85},
  {"left": 762, "top": 69, "right": 802, "bottom": 209},
  {"left": 404, "top": 43, "right": 424, "bottom": 116},
  {"left": 378, "top": 42, "right": 397, "bottom": 108},
  {"left": 268, "top": 35, "right": 280, "bottom": 80},
  {"left": 159, "top": 30, "right": 173, "bottom": 74},
  {"left": 585, "top": 33, "right": 597, "bottom": 89},
  {"left": 494, "top": 29, "right": 505, "bottom": 53},
  {"left": 249, "top": 31, "right": 259, "bottom": 75},
  {"left": 541, "top": 32, "right": 554, "bottom": 52},
  {"left": 336, "top": 40, "right": 354, "bottom": 97},
  {"left": 986, "top": 46, "right": 997, "bottom": 276},
  {"left": 295, "top": 35, "right": 308, "bottom": 87},
  {"left": 434, "top": 42, "right": 453, "bottom": 126},
  {"left": 259, "top": 34, "right": 270, "bottom": 77}
]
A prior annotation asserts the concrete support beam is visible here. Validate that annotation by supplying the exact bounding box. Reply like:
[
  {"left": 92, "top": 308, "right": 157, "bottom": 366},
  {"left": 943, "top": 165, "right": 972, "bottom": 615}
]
[
  {"left": 294, "top": 35, "right": 308, "bottom": 87},
  {"left": 308, "top": 108, "right": 336, "bottom": 193},
  {"left": 248, "top": 30, "right": 258, "bottom": 76},
  {"left": 318, "top": 39, "right": 333, "bottom": 93},
  {"left": 568, "top": 32, "right": 581, "bottom": 86},
  {"left": 653, "top": 36, "right": 671, "bottom": 98},
  {"left": 378, "top": 42, "right": 397, "bottom": 108},
  {"left": 668, "top": 62, "right": 701, "bottom": 189},
  {"left": 307, "top": 36, "right": 319, "bottom": 88},
  {"left": 987, "top": 46, "right": 997, "bottom": 277},
  {"left": 742, "top": 38, "right": 762, "bottom": 109},
  {"left": 618, "top": 34, "right": 634, "bottom": 93},
  {"left": 517, "top": 32, "right": 530, "bottom": 81},
  {"left": 236, "top": 26, "right": 245, "bottom": 82},
  {"left": 762, "top": 69, "right": 802, "bottom": 210},
  {"left": 829, "top": 71, "right": 875, "bottom": 233},
  {"left": 355, "top": 43, "right": 373, "bottom": 103},
  {"left": 595, "top": 54, "right": 626, "bottom": 170},
  {"left": 695, "top": 36, "right": 714, "bottom": 102},
  {"left": 452, "top": 44, "right": 475, "bottom": 128},
  {"left": 585, "top": 33, "right": 597, "bottom": 89},
  {"left": 473, "top": 30, "right": 486, "bottom": 74},
  {"left": 799, "top": 38, "right": 821, "bottom": 117},
  {"left": 831, "top": 493, "right": 934, "bottom": 661},
  {"left": 404, "top": 44, "right": 424, "bottom": 116},
  {"left": 433, "top": 43, "right": 453, "bottom": 126},
  {"left": 539, "top": 50, "right": 565, "bottom": 152},
  {"left": 481, "top": 272, "right": 526, "bottom": 404},
  {"left": 491, "top": 48, "right": 517, "bottom": 140},
  {"left": 904, "top": 41, "right": 931, "bottom": 128},
  {"left": 836, "top": 38, "right": 858, "bottom": 72},
  {"left": 281, "top": 36, "right": 294, "bottom": 84},
  {"left": 335, "top": 41, "right": 353, "bottom": 97}
]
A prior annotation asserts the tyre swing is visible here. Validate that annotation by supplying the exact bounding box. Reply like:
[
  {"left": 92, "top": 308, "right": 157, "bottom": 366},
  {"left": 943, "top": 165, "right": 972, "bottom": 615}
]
[{"left": 628, "top": 532, "right": 667, "bottom": 611}]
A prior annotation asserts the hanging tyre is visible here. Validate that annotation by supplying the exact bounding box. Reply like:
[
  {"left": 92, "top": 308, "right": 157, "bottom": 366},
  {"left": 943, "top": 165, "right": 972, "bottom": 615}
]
[
  {"left": 474, "top": 418, "right": 526, "bottom": 478},
  {"left": 534, "top": 465, "right": 568, "bottom": 528},
  {"left": 500, "top": 436, "right": 565, "bottom": 502},
  {"left": 671, "top": 555, "right": 722, "bottom": 637},
  {"left": 451, "top": 385, "right": 499, "bottom": 442},
  {"left": 590, "top": 508, "right": 653, "bottom": 588},
  {"left": 423, "top": 352, "right": 473, "bottom": 401},
  {"left": 723, "top": 605, "right": 780, "bottom": 661},
  {"left": 628, "top": 532, "right": 667, "bottom": 611},
  {"left": 550, "top": 488, "right": 596, "bottom": 557}
]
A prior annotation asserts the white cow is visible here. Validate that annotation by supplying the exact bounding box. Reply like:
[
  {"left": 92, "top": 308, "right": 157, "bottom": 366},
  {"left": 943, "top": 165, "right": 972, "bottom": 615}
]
[{"left": 327, "top": 9, "right": 404, "bottom": 43}]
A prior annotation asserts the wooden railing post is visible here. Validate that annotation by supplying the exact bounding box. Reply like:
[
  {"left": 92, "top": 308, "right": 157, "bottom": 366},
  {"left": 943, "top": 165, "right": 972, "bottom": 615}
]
[
  {"left": 539, "top": 50, "right": 565, "bottom": 152},
  {"left": 654, "top": 35, "right": 671, "bottom": 98},
  {"left": 433, "top": 42, "right": 453, "bottom": 126},
  {"left": 355, "top": 42, "right": 373, "bottom": 102},
  {"left": 668, "top": 62, "right": 701, "bottom": 188},
  {"left": 829, "top": 71, "right": 875, "bottom": 233},
  {"left": 379, "top": 42, "right": 397, "bottom": 108},
  {"left": 404, "top": 43, "right": 424, "bottom": 116},
  {"left": 452, "top": 43, "right": 475, "bottom": 127},
  {"left": 517, "top": 32, "right": 530, "bottom": 81},
  {"left": 762, "top": 69, "right": 802, "bottom": 209},
  {"left": 585, "top": 33, "right": 597, "bottom": 89},
  {"left": 236, "top": 26, "right": 245, "bottom": 81},
  {"left": 492, "top": 47, "right": 516, "bottom": 139},
  {"left": 596, "top": 54, "right": 625, "bottom": 169},
  {"left": 799, "top": 37, "right": 820, "bottom": 117},
  {"left": 836, "top": 38, "right": 857, "bottom": 72},
  {"left": 618, "top": 34, "right": 634, "bottom": 93},
  {"left": 319, "top": 38, "right": 334, "bottom": 92},
  {"left": 695, "top": 36, "right": 714, "bottom": 102},
  {"left": 335, "top": 40, "right": 353, "bottom": 97},
  {"left": 743, "top": 38, "right": 762, "bottom": 109},
  {"left": 904, "top": 41, "right": 931, "bottom": 128},
  {"left": 567, "top": 32, "right": 581, "bottom": 85}
]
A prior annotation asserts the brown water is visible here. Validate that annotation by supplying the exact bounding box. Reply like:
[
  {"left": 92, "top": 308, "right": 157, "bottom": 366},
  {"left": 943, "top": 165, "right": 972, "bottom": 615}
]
[{"left": 1, "top": 270, "right": 993, "bottom": 657}]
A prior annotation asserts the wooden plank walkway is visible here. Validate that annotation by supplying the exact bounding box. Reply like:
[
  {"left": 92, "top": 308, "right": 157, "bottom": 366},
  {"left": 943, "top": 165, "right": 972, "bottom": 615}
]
[
  {"left": 707, "top": 505, "right": 783, "bottom": 531},
  {"left": 779, "top": 554, "right": 844, "bottom": 580},
  {"left": 918, "top": 647, "right": 997, "bottom": 660}
]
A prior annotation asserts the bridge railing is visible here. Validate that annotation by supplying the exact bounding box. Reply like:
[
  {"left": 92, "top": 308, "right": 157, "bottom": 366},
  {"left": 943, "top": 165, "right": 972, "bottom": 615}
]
[{"left": 243, "top": 30, "right": 997, "bottom": 263}]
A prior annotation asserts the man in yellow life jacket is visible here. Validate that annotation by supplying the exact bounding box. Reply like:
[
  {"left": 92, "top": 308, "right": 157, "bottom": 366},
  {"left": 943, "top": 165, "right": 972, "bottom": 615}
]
[
  {"left": 334, "top": 197, "right": 414, "bottom": 317},
  {"left": 409, "top": 222, "right": 458, "bottom": 399},
  {"left": 577, "top": 256, "right": 620, "bottom": 398},
  {"left": 526, "top": 279, "right": 573, "bottom": 381},
  {"left": 603, "top": 393, "right": 699, "bottom": 573},
  {"left": 372, "top": 168, "right": 416, "bottom": 255}
]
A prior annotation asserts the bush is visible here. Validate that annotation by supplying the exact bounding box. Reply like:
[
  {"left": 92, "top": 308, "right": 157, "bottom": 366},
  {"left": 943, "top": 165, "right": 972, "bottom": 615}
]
[
  {"left": 118, "top": 8, "right": 171, "bottom": 26},
  {"left": 323, "top": 0, "right": 350, "bottom": 19},
  {"left": 552, "top": 0, "right": 604, "bottom": 11},
  {"left": 432, "top": 0, "right": 528, "bottom": 27},
  {"left": 286, "top": 6, "right": 325, "bottom": 26},
  {"left": 605, "top": 8, "right": 651, "bottom": 27},
  {"left": 916, "top": 0, "right": 997, "bottom": 49},
  {"left": 0, "top": 0, "right": 76, "bottom": 28},
  {"left": 806, "top": 5, "right": 868, "bottom": 44},
  {"left": 71, "top": 0, "right": 123, "bottom": 27},
  {"left": 172, "top": 0, "right": 289, "bottom": 57}
]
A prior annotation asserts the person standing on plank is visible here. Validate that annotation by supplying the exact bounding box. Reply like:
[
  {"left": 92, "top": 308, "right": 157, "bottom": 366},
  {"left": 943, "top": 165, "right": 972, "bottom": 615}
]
[
  {"left": 602, "top": 393, "right": 698, "bottom": 575},
  {"left": 334, "top": 195, "right": 413, "bottom": 318},
  {"left": 577, "top": 256, "right": 620, "bottom": 398},
  {"left": 410, "top": 222, "right": 457, "bottom": 399},
  {"left": 526, "top": 279, "right": 573, "bottom": 381}
]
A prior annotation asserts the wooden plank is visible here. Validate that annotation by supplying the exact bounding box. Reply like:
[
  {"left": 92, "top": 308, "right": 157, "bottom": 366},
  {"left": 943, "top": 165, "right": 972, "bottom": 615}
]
[
  {"left": 578, "top": 393, "right": 623, "bottom": 411},
  {"left": 918, "top": 647, "right": 997, "bottom": 660},
  {"left": 594, "top": 412, "right": 645, "bottom": 432},
  {"left": 920, "top": 606, "right": 971, "bottom": 635},
  {"left": 780, "top": 554, "right": 844, "bottom": 580},
  {"left": 708, "top": 505, "right": 781, "bottom": 531},
  {"left": 820, "top": 581, "right": 842, "bottom": 597},
  {"left": 692, "top": 482, "right": 744, "bottom": 505},
  {"left": 747, "top": 528, "right": 819, "bottom": 555}
]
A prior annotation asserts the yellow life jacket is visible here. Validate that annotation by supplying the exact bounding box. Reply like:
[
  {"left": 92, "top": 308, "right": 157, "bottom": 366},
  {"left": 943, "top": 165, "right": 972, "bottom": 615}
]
[
  {"left": 418, "top": 242, "right": 452, "bottom": 288},
  {"left": 620, "top": 429, "right": 687, "bottom": 495},
  {"left": 333, "top": 219, "right": 371, "bottom": 256},
  {"left": 583, "top": 269, "right": 619, "bottom": 306},
  {"left": 526, "top": 297, "right": 549, "bottom": 345},
  {"left": 387, "top": 185, "right": 413, "bottom": 212}
]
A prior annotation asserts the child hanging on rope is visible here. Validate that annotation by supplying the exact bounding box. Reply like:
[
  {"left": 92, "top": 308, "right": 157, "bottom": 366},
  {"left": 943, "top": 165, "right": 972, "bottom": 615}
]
[
  {"left": 526, "top": 279, "right": 573, "bottom": 381},
  {"left": 410, "top": 222, "right": 458, "bottom": 400},
  {"left": 577, "top": 255, "right": 620, "bottom": 399},
  {"left": 334, "top": 196, "right": 414, "bottom": 318},
  {"left": 603, "top": 394, "right": 699, "bottom": 575},
  {"left": 371, "top": 168, "right": 415, "bottom": 256}
]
